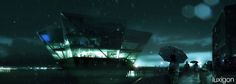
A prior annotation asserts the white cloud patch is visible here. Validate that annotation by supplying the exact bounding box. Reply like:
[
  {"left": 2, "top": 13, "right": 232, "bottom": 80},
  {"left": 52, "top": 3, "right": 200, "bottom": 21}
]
[
  {"left": 134, "top": 51, "right": 212, "bottom": 67},
  {"left": 134, "top": 54, "right": 170, "bottom": 67},
  {"left": 186, "top": 51, "right": 212, "bottom": 67}
]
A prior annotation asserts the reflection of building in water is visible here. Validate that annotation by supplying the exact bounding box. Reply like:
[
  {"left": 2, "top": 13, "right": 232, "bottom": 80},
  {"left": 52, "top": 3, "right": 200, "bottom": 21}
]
[
  {"left": 37, "top": 12, "right": 151, "bottom": 77},
  {"left": 213, "top": 4, "right": 236, "bottom": 72}
]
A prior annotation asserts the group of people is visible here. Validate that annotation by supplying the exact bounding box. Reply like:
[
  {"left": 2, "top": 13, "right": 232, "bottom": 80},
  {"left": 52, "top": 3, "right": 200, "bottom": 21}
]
[
  {"left": 168, "top": 60, "right": 211, "bottom": 84},
  {"left": 183, "top": 61, "right": 211, "bottom": 84}
]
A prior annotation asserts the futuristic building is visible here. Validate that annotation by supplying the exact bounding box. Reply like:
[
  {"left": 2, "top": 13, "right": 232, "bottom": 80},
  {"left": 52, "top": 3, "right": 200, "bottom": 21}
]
[
  {"left": 37, "top": 12, "right": 151, "bottom": 76},
  {"left": 212, "top": 4, "right": 236, "bottom": 72}
]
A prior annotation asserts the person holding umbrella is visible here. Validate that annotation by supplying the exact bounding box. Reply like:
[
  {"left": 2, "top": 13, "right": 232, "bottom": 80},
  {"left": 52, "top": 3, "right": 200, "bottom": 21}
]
[
  {"left": 191, "top": 61, "right": 199, "bottom": 73},
  {"left": 168, "top": 54, "right": 180, "bottom": 84},
  {"left": 182, "top": 61, "right": 190, "bottom": 75},
  {"left": 190, "top": 61, "right": 200, "bottom": 83},
  {"left": 159, "top": 46, "right": 188, "bottom": 84}
]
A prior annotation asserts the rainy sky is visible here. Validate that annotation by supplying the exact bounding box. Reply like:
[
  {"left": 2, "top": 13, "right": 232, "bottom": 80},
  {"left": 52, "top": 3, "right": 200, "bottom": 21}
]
[{"left": 0, "top": 0, "right": 236, "bottom": 67}]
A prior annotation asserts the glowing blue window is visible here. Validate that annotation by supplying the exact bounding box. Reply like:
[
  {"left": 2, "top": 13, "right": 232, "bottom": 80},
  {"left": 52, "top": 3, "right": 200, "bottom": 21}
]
[{"left": 41, "top": 34, "right": 50, "bottom": 42}]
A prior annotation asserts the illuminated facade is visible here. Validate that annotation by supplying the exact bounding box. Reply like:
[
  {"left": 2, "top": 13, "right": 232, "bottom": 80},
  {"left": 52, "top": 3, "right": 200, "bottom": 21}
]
[{"left": 37, "top": 12, "right": 151, "bottom": 69}]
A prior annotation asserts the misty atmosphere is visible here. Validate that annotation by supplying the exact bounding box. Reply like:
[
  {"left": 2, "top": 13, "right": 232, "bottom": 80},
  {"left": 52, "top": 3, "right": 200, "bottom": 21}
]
[{"left": 1, "top": 0, "right": 236, "bottom": 84}]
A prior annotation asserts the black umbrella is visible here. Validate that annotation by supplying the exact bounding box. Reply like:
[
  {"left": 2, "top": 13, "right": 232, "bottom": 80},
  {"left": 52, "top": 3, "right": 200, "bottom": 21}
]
[
  {"left": 190, "top": 61, "right": 198, "bottom": 63},
  {"left": 158, "top": 46, "right": 188, "bottom": 63}
]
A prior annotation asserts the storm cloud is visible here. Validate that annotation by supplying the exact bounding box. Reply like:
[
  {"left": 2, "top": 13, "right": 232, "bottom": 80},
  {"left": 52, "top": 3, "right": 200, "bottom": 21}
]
[{"left": 0, "top": 0, "right": 235, "bottom": 66}]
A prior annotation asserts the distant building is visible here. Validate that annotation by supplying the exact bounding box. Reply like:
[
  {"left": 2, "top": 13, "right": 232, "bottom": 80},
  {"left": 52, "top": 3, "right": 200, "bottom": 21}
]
[
  {"left": 37, "top": 12, "right": 152, "bottom": 78},
  {"left": 213, "top": 4, "right": 236, "bottom": 72}
]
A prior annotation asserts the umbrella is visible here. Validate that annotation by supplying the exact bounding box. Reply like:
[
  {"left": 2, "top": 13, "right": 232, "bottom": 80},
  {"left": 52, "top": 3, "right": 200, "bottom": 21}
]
[
  {"left": 158, "top": 46, "right": 188, "bottom": 63},
  {"left": 190, "top": 61, "right": 199, "bottom": 63}
]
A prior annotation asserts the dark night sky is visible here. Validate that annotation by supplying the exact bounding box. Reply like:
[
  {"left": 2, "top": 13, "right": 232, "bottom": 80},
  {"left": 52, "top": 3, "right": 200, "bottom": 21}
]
[{"left": 0, "top": 0, "right": 236, "bottom": 66}]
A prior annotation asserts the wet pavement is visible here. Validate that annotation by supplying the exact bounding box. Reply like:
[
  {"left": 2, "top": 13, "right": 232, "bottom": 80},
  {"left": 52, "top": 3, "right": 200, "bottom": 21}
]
[
  {"left": 0, "top": 69, "right": 215, "bottom": 84},
  {"left": 0, "top": 69, "right": 169, "bottom": 84}
]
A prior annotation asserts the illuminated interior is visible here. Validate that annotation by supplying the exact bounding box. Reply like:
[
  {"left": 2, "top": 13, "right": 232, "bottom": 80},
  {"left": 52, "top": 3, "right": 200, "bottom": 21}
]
[
  {"left": 37, "top": 13, "right": 151, "bottom": 64},
  {"left": 40, "top": 36, "right": 139, "bottom": 63}
]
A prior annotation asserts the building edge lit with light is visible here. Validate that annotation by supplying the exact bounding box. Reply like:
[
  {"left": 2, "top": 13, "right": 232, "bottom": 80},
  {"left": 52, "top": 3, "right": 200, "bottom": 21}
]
[{"left": 37, "top": 12, "right": 152, "bottom": 78}]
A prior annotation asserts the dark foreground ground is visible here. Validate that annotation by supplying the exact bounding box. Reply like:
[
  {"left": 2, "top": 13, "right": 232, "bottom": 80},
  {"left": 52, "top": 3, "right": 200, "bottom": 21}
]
[
  {"left": 0, "top": 69, "right": 172, "bottom": 84},
  {"left": 0, "top": 69, "right": 218, "bottom": 84}
]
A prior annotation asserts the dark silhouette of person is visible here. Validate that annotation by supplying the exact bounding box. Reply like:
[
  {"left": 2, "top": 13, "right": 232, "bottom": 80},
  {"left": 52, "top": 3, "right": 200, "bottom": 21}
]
[
  {"left": 169, "top": 55, "right": 177, "bottom": 73},
  {"left": 193, "top": 62, "right": 199, "bottom": 73},
  {"left": 168, "top": 54, "right": 179, "bottom": 84},
  {"left": 182, "top": 61, "right": 190, "bottom": 75},
  {"left": 199, "top": 63, "right": 210, "bottom": 84},
  {"left": 192, "top": 61, "right": 200, "bottom": 83}
]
